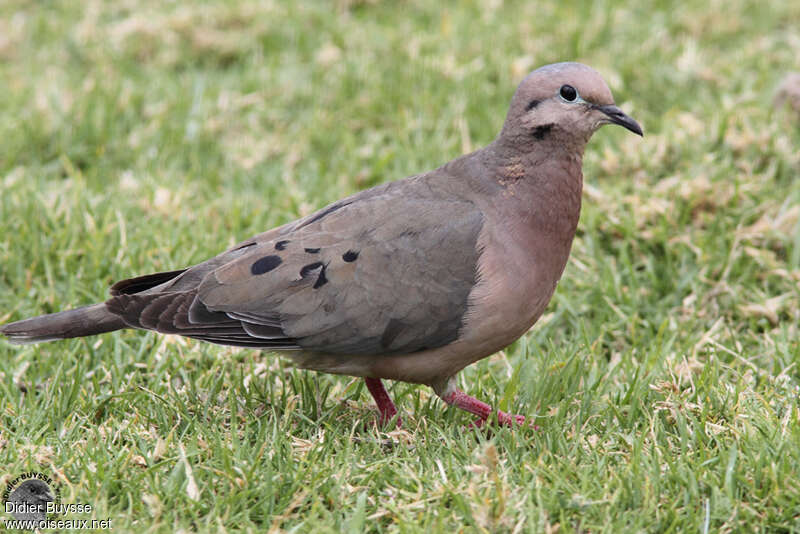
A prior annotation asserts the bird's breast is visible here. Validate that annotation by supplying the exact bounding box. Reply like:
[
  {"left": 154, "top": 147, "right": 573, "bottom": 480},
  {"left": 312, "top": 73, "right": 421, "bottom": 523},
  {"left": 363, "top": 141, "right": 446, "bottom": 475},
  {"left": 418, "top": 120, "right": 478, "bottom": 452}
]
[{"left": 458, "top": 165, "right": 583, "bottom": 359}]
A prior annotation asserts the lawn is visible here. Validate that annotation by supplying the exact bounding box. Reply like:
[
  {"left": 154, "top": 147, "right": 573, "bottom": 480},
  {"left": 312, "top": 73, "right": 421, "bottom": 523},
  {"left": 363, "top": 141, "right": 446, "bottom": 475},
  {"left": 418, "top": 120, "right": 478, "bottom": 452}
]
[{"left": 1, "top": 0, "right": 799, "bottom": 532}]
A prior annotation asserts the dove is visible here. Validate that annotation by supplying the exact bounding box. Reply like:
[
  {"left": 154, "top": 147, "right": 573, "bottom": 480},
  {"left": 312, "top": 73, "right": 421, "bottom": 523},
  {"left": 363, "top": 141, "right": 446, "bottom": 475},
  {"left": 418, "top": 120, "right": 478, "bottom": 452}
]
[{"left": 1, "top": 62, "right": 642, "bottom": 427}]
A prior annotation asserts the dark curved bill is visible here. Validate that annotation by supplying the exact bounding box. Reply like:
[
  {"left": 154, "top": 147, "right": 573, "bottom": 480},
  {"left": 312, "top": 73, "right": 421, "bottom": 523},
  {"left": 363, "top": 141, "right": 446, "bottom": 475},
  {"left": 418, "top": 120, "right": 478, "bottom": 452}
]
[{"left": 596, "top": 105, "right": 643, "bottom": 136}]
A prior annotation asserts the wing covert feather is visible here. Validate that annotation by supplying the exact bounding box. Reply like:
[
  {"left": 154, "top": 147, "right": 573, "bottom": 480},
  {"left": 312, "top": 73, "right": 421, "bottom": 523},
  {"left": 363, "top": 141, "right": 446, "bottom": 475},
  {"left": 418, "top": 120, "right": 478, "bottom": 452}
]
[{"left": 198, "top": 180, "right": 484, "bottom": 355}]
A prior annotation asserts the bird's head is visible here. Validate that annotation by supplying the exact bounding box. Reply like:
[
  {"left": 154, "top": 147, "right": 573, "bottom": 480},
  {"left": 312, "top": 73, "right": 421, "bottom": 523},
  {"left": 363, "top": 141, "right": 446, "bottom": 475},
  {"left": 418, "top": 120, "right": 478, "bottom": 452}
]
[{"left": 500, "top": 62, "right": 642, "bottom": 150}]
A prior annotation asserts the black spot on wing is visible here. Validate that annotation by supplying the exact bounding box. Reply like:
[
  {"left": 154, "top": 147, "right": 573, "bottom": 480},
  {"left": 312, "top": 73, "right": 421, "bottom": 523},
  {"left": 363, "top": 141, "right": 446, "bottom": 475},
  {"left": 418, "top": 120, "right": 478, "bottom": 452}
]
[
  {"left": 313, "top": 264, "right": 328, "bottom": 289},
  {"left": 275, "top": 240, "right": 290, "bottom": 250},
  {"left": 525, "top": 99, "right": 541, "bottom": 111},
  {"left": 251, "top": 255, "right": 282, "bottom": 275},
  {"left": 304, "top": 248, "right": 320, "bottom": 254},
  {"left": 300, "top": 262, "right": 323, "bottom": 278},
  {"left": 342, "top": 250, "right": 359, "bottom": 262},
  {"left": 532, "top": 124, "right": 553, "bottom": 140}
]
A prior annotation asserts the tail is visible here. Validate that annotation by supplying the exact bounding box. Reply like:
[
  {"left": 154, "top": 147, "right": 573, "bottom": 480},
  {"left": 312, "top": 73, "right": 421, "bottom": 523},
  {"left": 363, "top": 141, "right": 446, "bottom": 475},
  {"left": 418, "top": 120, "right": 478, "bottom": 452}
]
[{"left": 1, "top": 303, "right": 127, "bottom": 345}]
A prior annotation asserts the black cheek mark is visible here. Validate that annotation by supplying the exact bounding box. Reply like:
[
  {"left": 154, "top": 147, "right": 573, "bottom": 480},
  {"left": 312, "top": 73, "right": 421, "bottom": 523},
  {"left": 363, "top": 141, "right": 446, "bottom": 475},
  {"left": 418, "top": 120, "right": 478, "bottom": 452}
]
[
  {"left": 313, "top": 264, "right": 328, "bottom": 289},
  {"left": 525, "top": 99, "right": 541, "bottom": 111},
  {"left": 342, "top": 250, "right": 359, "bottom": 262},
  {"left": 304, "top": 248, "right": 320, "bottom": 254},
  {"left": 300, "top": 262, "right": 323, "bottom": 278},
  {"left": 251, "top": 255, "right": 282, "bottom": 275},
  {"left": 275, "top": 240, "right": 290, "bottom": 250},
  {"left": 532, "top": 124, "right": 553, "bottom": 140}
]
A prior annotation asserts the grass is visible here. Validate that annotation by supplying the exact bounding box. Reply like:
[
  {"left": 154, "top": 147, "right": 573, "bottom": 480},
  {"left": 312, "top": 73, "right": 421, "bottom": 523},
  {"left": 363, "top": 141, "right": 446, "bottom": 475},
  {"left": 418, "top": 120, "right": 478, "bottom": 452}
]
[{"left": 1, "top": 0, "right": 799, "bottom": 531}]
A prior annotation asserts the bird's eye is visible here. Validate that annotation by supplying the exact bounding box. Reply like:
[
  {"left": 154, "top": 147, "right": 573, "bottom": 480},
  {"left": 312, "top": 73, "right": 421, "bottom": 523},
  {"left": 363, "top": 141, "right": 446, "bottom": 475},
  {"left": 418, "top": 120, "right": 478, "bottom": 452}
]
[{"left": 559, "top": 85, "right": 578, "bottom": 102}]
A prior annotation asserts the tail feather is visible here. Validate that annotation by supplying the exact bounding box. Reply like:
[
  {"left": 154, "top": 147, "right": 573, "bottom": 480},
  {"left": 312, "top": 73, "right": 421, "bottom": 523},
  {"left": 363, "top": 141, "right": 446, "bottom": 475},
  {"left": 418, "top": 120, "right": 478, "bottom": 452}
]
[{"left": 0, "top": 303, "right": 127, "bottom": 345}]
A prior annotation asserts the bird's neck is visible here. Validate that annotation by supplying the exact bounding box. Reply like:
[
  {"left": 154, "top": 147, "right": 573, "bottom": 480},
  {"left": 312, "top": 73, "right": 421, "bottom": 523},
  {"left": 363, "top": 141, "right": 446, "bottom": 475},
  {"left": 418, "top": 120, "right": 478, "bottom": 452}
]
[
  {"left": 452, "top": 141, "right": 584, "bottom": 302},
  {"left": 483, "top": 139, "right": 585, "bottom": 236},
  {"left": 437, "top": 140, "right": 586, "bottom": 243}
]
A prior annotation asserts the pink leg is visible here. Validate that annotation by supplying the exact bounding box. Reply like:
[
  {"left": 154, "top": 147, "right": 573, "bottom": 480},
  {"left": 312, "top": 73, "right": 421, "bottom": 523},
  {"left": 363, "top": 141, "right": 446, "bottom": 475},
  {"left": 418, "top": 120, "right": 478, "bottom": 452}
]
[
  {"left": 442, "top": 389, "right": 530, "bottom": 427},
  {"left": 364, "top": 377, "right": 400, "bottom": 426}
]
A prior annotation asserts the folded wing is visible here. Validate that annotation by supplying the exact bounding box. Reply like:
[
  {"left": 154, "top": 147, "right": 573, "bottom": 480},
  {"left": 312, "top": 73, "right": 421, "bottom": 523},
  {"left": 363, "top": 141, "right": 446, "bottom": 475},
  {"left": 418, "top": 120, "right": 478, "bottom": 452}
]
[{"left": 106, "top": 177, "right": 484, "bottom": 356}]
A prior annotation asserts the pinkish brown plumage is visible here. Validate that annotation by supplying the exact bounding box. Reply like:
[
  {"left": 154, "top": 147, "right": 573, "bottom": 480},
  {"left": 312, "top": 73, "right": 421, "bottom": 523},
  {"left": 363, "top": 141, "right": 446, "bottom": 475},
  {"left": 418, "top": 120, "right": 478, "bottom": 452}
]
[{"left": 1, "top": 63, "right": 641, "bottom": 427}]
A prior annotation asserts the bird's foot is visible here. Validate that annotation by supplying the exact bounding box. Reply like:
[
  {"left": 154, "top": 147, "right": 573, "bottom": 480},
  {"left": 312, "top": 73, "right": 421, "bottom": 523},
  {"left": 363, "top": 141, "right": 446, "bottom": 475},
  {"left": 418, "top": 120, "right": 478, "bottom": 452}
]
[
  {"left": 364, "top": 377, "right": 402, "bottom": 427},
  {"left": 468, "top": 412, "right": 533, "bottom": 429},
  {"left": 444, "top": 388, "right": 536, "bottom": 429}
]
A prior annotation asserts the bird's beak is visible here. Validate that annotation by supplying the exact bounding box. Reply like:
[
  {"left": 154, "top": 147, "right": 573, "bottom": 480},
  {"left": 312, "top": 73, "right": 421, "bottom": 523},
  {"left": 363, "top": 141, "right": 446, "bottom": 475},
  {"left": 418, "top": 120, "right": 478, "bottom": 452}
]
[{"left": 595, "top": 105, "right": 643, "bottom": 136}]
